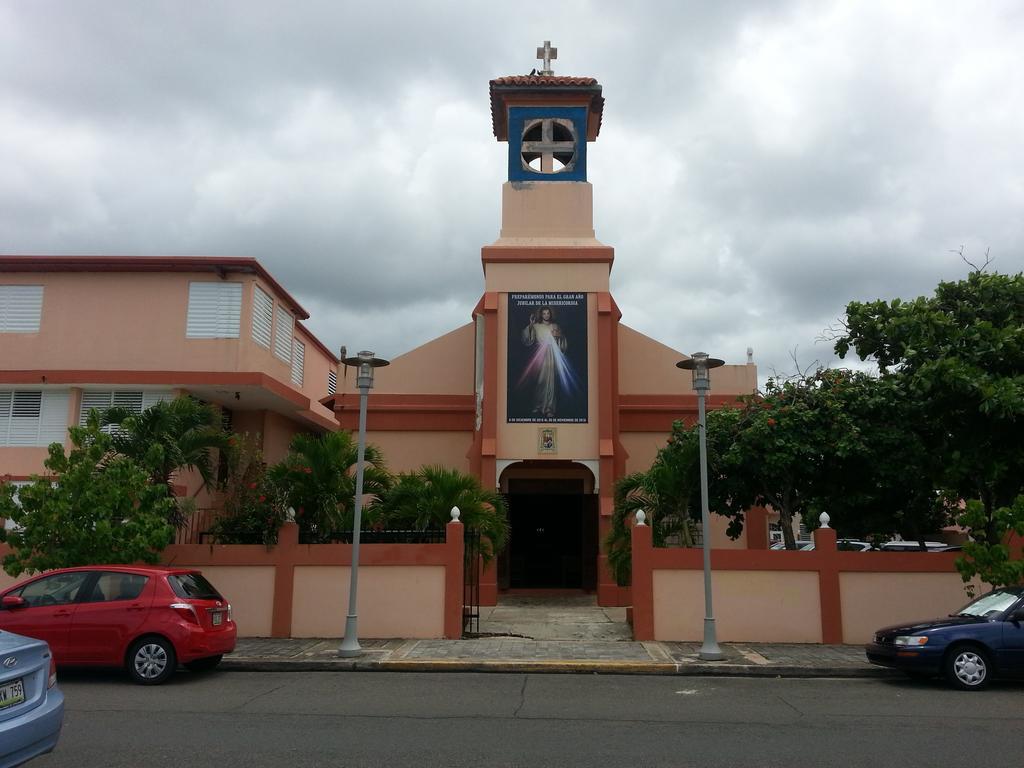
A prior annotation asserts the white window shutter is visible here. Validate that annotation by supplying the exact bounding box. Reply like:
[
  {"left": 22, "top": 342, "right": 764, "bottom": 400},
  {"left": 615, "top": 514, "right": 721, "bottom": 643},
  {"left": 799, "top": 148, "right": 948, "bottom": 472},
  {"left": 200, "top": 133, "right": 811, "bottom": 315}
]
[
  {"left": 80, "top": 392, "right": 113, "bottom": 425},
  {"left": 142, "top": 391, "right": 174, "bottom": 409},
  {"left": 252, "top": 286, "right": 273, "bottom": 348},
  {"left": 0, "top": 392, "right": 11, "bottom": 444},
  {"left": 8, "top": 391, "right": 42, "bottom": 446},
  {"left": 0, "top": 285, "right": 44, "bottom": 332},
  {"left": 187, "top": 282, "right": 242, "bottom": 338},
  {"left": 273, "top": 308, "right": 294, "bottom": 362},
  {"left": 327, "top": 370, "right": 337, "bottom": 396},
  {"left": 80, "top": 390, "right": 174, "bottom": 429},
  {"left": 291, "top": 339, "right": 305, "bottom": 386},
  {"left": 39, "top": 391, "right": 69, "bottom": 444}
]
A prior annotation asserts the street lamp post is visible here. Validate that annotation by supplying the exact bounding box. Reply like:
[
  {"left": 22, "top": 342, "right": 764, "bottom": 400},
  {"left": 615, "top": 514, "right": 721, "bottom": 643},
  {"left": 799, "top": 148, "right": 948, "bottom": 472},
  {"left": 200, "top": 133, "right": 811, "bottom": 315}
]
[
  {"left": 676, "top": 352, "right": 725, "bottom": 661},
  {"left": 338, "top": 350, "right": 390, "bottom": 658}
]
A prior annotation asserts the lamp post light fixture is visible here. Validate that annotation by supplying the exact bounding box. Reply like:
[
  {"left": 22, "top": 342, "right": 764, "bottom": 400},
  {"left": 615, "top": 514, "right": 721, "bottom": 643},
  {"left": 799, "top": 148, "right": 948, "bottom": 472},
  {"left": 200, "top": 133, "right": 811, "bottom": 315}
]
[
  {"left": 338, "top": 350, "right": 390, "bottom": 658},
  {"left": 676, "top": 352, "right": 725, "bottom": 661}
]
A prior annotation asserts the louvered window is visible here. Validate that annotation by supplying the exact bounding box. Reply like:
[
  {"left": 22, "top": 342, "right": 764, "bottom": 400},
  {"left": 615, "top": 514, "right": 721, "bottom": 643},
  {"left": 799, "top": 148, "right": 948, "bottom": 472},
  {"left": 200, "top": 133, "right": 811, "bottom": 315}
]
[
  {"left": 291, "top": 339, "right": 305, "bottom": 386},
  {"left": 0, "top": 285, "right": 44, "bottom": 332},
  {"left": 186, "top": 282, "right": 242, "bottom": 339},
  {"left": 327, "top": 369, "right": 337, "bottom": 396},
  {"left": 252, "top": 285, "right": 273, "bottom": 348},
  {"left": 0, "top": 390, "right": 69, "bottom": 446},
  {"left": 79, "top": 390, "right": 174, "bottom": 430},
  {"left": 273, "top": 307, "right": 294, "bottom": 362}
]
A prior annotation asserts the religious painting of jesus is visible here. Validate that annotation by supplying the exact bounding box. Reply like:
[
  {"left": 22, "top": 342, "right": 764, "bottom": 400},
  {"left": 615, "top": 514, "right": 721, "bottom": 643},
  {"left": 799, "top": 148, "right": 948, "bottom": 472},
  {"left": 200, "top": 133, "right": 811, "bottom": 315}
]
[{"left": 507, "top": 292, "right": 588, "bottom": 423}]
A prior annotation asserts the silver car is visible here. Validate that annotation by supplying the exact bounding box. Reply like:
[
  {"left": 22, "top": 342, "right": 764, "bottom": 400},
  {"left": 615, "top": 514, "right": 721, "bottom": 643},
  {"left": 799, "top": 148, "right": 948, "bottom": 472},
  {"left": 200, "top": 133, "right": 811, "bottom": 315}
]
[{"left": 0, "top": 630, "right": 64, "bottom": 768}]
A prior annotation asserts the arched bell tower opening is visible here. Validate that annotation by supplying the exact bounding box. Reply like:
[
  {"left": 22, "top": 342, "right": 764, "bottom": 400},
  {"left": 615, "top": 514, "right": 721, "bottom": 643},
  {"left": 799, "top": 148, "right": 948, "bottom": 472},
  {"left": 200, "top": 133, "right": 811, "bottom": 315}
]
[{"left": 497, "top": 461, "right": 599, "bottom": 592}]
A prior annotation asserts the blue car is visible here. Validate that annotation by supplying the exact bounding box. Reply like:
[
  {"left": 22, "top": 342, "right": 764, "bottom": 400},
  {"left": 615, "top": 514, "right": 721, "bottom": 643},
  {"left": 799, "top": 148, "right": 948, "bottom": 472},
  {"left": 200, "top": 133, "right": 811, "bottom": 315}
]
[
  {"left": 866, "top": 586, "right": 1024, "bottom": 690},
  {"left": 0, "top": 630, "right": 64, "bottom": 768}
]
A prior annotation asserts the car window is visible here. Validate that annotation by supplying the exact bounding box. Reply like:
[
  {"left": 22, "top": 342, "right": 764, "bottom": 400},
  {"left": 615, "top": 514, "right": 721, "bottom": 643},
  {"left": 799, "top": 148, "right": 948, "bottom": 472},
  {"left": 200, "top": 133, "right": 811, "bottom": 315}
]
[
  {"left": 15, "top": 572, "right": 91, "bottom": 607},
  {"left": 83, "top": 572, "right": 149, "bottom": 603},
  {"left": 168, "top": 573, "right": 221, "bottom": 600},
  {"left": 956, "top": 589, "right": 1022, "bottom": 617}
]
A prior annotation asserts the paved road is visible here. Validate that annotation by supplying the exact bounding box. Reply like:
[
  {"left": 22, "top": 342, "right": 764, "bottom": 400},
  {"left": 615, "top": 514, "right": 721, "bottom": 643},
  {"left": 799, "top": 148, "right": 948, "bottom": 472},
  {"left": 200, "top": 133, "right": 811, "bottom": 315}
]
[{"left": 36, "top": 670, "right": 1022, "bottom": 767}]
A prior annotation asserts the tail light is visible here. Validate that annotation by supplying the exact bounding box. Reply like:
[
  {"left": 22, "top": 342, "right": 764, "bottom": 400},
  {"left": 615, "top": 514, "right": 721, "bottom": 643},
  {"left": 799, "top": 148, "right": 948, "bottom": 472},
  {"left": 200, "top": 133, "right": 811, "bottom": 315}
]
[
  {"left": 48, "top": 656, "right": 57, "bottom": 689},
  {"left": 226, "top": 603, "right": 233, "bottom": 621},
  {"left": 169, "top": 602, "right": 201, "bottom": 624}
]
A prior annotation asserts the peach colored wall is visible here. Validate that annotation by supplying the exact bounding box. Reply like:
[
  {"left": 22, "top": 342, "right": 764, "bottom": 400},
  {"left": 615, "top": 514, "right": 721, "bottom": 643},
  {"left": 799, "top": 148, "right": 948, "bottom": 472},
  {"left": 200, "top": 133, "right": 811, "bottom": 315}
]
[
  {"left": 261, "top": 410, "right": 305, "bottom": 463},
  {"left": 232, "top": 410, "right": 266, "bottom": 443},
  {"left": 294, "top": 323, "right": 336, "bottom": 409},
  {"left": 2, "top": 272, "right": 335, "bottom": 422},
  {"left": 496, "top": 181, "right": 597, "bottom": 239},
  {"left": 485, "top": 263, "right": 612, "bottom": 294},
  {"left": 707, "top": 512, "right": 747, "bottom": 549},
  {"left": 496, "top": 293, "right": 599, "bottom": 461},
  {"left": 620, "top": 432, "right": 666, "bottom": 474},
  {"left": 290, "top": 565, "right": 445, "bottom": 638},
  {"left": 368, "top": 432, "right": 473, "bottom": 474},
  {"left": 840, "top": 572, "right": 975, "bottom": 644},
  {"left": 0, "top": 569, "right": 19, "bottom": 592},
  {"left": 373, "top": 324, "right": 475, "bottom": 395},
  {"left": 174, "top": 565, "right": 275, "bottom": 637},
  {"left": 618, "top": 324, "right": 757, "bottom": 397},
  {"left": 652, "top": 569, "right": 822, "bottom": 642},
  {"left": 0, "top": 447, "right": 53, "bottom": 478}
]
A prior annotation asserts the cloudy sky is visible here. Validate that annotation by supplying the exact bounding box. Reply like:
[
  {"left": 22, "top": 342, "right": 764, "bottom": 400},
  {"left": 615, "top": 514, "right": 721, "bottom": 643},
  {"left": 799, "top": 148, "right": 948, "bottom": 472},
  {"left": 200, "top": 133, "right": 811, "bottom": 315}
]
[{"left": 2, "top": 1, "right": 1022, "bottom": 382}]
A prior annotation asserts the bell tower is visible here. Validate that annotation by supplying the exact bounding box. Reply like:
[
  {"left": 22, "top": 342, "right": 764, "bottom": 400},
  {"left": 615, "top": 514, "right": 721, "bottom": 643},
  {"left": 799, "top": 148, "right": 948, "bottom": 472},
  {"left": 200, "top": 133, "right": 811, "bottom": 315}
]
[{"left": 474, "top": 47, "right": 622, "bottom": 597}]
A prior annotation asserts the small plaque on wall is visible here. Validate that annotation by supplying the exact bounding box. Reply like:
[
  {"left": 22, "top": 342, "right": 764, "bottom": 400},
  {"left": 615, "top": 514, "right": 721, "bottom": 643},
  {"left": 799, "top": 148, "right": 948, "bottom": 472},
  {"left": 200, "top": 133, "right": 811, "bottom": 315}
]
[{"left": 538, "top": 427, "right": 557, "bottom": 454}]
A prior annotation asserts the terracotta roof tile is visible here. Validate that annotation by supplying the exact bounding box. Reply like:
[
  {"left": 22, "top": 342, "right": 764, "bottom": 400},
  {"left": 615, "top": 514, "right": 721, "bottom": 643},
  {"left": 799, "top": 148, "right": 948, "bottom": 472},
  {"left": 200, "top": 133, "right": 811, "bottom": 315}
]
[
  {"left": 490, "top": 75, "right": 598, "bottom": 87},
  {"left": 489, "top": 75, "right": 604, "bottom": 141}
]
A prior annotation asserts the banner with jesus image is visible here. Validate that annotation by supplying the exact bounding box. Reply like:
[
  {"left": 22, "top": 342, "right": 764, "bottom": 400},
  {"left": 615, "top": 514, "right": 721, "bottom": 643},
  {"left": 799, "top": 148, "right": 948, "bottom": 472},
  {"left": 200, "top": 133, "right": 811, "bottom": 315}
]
[{"left": 507, "top": 292, "right": 588, "bottom": 423}]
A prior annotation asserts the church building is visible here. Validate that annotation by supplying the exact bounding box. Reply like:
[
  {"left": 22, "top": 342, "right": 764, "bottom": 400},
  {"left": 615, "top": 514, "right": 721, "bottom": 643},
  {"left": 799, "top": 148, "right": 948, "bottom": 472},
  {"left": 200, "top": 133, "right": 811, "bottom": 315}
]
[{"left": 326, "top": 53, "right": 758, "bottom": 606}]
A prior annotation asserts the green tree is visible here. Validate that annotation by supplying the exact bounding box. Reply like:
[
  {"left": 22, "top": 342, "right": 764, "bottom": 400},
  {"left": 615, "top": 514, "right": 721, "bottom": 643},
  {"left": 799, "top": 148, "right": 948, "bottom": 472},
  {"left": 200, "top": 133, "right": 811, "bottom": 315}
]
[
  {"left": 955, "top": 495, "right": 1024, "bottom": 594},
  {"left": 373, "top": 465, "right": 509, "bottom": 562},
  {"left": 100, "top": 397, "right": 232, "bottom": 525},
  {"left": 709, "top": 374, "right": 855, "bottom": 550},
  {"left": 0, "top": 415, "right": 175, "bottom": 576},
  {"left": 206, "top": 434, "right": 287, "bottom": 545},
  {"left": 812, "top": 371, "right": 950, "bottom": 546},
  {"left": 604, "top": 428, "right": 702, "bottom": 586},
  {"left": 268, "top": 430, "right": 391, "bottom": 543},
  {"left": 836, "top": 270, "right": 1024, "bottom": 544}
]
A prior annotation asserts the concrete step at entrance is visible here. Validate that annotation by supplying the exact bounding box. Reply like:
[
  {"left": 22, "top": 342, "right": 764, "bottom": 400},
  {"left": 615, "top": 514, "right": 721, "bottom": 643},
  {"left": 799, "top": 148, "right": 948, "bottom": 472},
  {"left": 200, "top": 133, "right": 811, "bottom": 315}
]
[{"left": 478, "top": 594, "right": 632, "bottom": 641}]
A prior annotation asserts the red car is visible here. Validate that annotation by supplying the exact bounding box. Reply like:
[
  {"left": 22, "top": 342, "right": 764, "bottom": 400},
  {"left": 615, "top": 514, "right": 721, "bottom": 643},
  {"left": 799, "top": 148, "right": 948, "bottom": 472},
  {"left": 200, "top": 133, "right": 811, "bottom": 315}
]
[{"left": 0, "top": 566, "right": 235, "bottom": 685}]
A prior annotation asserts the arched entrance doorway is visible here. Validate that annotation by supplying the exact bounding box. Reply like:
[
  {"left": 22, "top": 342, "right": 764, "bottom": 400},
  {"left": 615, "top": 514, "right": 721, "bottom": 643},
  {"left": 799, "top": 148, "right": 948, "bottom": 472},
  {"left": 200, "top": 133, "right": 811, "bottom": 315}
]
[{"left": 497, "top": 461, "right": 599, "bottom": 592}]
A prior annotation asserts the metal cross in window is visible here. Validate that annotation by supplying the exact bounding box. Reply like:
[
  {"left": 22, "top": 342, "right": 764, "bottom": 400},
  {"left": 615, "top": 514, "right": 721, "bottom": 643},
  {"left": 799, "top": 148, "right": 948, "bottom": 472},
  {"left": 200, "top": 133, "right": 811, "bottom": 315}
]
[
  {"left": 521, "top": 118, "right": 575, "bottom": 173},
  {"left": 536, "top": 40, "right": 557, "bottom": 76}
]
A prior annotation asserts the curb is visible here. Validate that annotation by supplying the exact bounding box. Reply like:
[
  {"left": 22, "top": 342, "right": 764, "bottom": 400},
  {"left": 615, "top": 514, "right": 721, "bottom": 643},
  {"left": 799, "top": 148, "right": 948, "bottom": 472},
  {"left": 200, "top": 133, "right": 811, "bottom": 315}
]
[{"left": 220, "top": 658, "right": 898, "bottom": 678}]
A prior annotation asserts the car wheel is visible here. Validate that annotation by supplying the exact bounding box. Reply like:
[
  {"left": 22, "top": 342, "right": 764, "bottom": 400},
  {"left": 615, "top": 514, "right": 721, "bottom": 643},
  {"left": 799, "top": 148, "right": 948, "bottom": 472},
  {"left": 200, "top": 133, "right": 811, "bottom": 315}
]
[
  {"left": 185, "top": 654, "right": 223, "bottom": 673},
  {"left": 944, "top": 644, "right": 991, "bottom": 691},
  {"left": 128, "top": 637, "right": 177, "bottom": 685}
]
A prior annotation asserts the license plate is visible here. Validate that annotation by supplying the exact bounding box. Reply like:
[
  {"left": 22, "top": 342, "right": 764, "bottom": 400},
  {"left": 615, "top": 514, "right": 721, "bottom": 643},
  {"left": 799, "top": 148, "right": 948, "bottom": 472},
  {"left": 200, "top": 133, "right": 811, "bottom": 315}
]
[
  {"left": 0, "top": 678, "right": 25, "bottom": 710},
  {"left": 212, "top": 611, "right": 223, "bottom": 626}
]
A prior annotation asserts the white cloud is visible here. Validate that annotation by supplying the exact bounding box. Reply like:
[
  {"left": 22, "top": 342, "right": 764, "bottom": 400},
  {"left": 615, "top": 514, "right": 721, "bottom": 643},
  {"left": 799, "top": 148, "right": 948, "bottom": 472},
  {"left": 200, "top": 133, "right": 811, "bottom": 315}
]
[{"left": 1, "top": 0, "right": 1022, "bottom": 386}]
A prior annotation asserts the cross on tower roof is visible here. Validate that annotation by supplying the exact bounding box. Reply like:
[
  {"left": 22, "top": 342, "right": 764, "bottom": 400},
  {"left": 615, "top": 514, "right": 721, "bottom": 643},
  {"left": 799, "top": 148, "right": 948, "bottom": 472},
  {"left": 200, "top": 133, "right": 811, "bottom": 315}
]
[{"left": 536, "top": 40, "right": 557, "bottom": 76}]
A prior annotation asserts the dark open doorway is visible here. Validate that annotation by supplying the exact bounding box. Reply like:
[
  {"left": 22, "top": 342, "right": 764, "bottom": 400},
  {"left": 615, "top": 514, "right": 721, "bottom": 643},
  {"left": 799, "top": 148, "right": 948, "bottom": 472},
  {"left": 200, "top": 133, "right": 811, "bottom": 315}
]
[{"left": 501, "top": 478, "right": 598, "bottom": 590}]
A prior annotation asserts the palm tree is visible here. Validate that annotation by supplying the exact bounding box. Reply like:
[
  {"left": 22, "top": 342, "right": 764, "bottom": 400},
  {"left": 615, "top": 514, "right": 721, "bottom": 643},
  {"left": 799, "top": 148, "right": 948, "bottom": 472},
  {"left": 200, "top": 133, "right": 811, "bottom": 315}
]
[
  {"left": 373, "top": 465, "right": 509, "bottom": 562},
  {"left": 605, "top": 437, "right": 701, "bottom": 585},
  {"left": 268, "top": 430, "right": 391, "bottom": 543},
  {"left": 100, "top": 397, "right": 232, "bottom": 528}
]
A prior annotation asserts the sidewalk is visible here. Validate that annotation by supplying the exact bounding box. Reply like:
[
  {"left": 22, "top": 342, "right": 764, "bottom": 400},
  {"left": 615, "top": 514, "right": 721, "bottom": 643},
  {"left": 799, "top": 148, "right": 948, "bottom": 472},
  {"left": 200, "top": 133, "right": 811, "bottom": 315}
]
[{"left": 223, "top": 637, "right": 889, "bottom": 678}]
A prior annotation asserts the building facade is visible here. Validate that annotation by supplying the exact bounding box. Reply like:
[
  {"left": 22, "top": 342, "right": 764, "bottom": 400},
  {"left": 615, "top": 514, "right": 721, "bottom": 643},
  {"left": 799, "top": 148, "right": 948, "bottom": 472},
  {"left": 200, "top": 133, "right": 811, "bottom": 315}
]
[
  {"left": 326, "top": 73, "right": 758, "bottom": 606},
  {"left": 0, "top": 256, "right": 339, "bottom": 516},
  {"left": 1, "top": 71, "right": 759, "bottom": 607}
]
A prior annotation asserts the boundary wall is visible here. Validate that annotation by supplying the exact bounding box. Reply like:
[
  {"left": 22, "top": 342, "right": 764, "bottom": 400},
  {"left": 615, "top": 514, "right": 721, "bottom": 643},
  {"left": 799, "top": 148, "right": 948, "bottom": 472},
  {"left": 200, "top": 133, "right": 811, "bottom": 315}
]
[
  {"left": 631, "top": 524, "right": 979, "bottom": 644},
  {"left": 0, "top": 520, "right": 466, "bottom": 640}
]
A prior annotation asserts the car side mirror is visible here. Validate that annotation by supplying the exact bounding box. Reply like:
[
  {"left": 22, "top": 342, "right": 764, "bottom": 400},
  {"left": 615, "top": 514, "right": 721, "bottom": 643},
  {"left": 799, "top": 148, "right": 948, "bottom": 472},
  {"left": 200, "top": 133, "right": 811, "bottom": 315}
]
[
  {"left": 1011, "top": 609, "right": 1024, "bottom": 623},
  {"left": 1, "top": 595, "right": 27, "bottom": 610}
]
